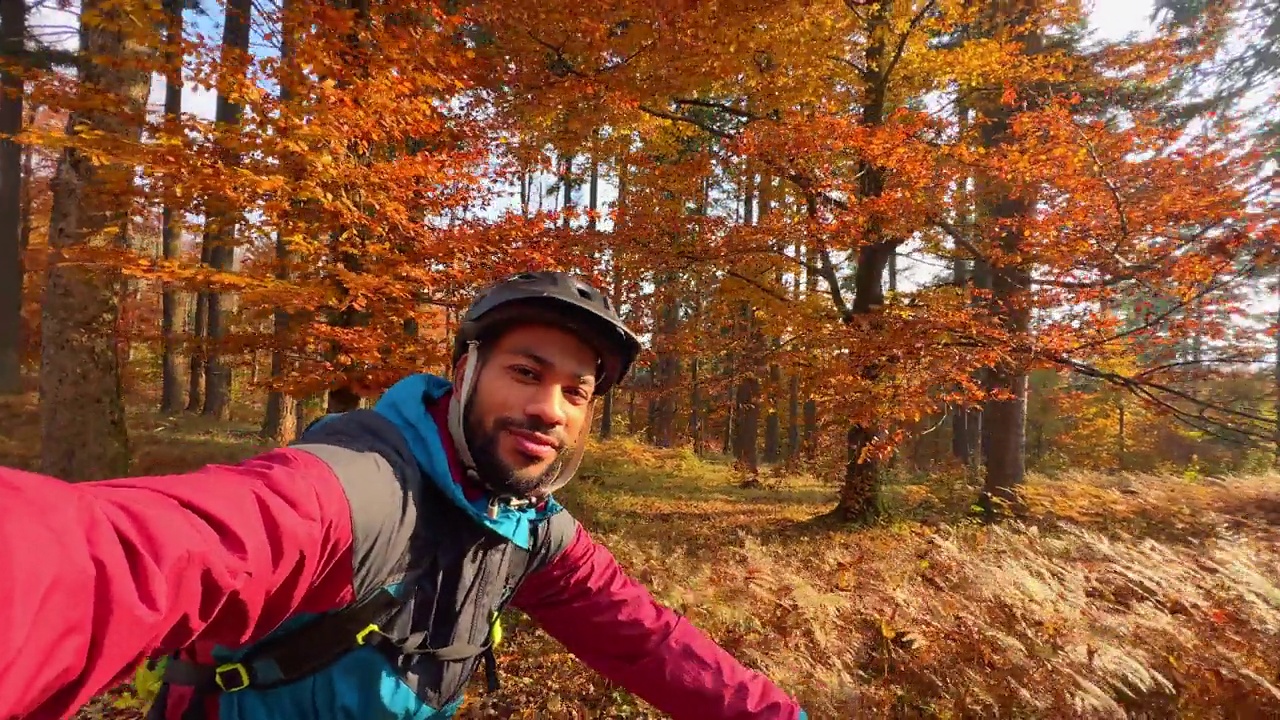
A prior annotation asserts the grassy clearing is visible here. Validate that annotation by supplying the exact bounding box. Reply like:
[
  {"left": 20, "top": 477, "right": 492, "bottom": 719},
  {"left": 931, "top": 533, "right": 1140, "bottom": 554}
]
[{"left": 4, "top": 393, "right": 1278, "bottom": 718}]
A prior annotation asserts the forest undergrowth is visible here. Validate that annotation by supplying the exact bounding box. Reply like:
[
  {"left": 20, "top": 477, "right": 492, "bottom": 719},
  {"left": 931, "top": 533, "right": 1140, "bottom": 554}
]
[{"left": 5, "top": 390, "right": 1278, "bottom": 720}]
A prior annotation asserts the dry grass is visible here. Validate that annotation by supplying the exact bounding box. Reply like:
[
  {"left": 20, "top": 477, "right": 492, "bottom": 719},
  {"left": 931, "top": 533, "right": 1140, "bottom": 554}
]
[
  {"left": 468, "top": 440, "right": 1280, "bottom": 719},
  {"left": 5, "top": 392, "right": 1277, "bottom": 719}
]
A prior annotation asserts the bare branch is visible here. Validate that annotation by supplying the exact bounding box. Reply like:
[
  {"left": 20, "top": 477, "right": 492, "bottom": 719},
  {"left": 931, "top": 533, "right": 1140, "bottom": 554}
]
[
  {"left": 1134, "top": 355, "right": 1265, "bottom": 378},
  {"left": 636, "top": 104, "right": 733, "bottom": 140},
  {"left": 1072, "top": 120, "right": 1131, "bottom": 241},
  {"left": 526, "top": 32, "right": 589, "bottom": 79},
  {"left": 1070, "top": 257, "right": 1258, "bottom": 354},
  {"left": 882, "top": 0, "right": 938, "bottom": 86},
  {"left": 1057, "top": 354, "right": 1274, "bottom": 432},
  {"left": 671, "top": 98, "right": 760, "bottom": 120},
  {"left": 818, "top": 246, "right": 854, "bottom": 322},
  {"left": 599, "top": 40, "right": 656, "bottom": 73},
  {"left": 827, "top": 54, "right": 868, "bottom": 75}
]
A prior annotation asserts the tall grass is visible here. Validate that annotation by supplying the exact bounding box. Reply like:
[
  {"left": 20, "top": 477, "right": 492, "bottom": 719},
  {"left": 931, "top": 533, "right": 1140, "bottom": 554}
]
[{"left": 17, "top": 403, "right": 1275, "bottom": 720}]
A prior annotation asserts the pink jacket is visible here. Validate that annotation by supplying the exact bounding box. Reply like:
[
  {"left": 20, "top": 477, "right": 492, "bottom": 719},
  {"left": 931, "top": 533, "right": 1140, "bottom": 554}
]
[{"left": 0, "top": 393, "right": 803, "bottom": 720}]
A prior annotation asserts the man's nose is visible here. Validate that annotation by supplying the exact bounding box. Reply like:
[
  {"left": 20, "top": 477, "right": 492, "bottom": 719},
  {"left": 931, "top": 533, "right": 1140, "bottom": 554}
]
[{"left": 524, "top": 383, "right": 569, "bottom": 428}]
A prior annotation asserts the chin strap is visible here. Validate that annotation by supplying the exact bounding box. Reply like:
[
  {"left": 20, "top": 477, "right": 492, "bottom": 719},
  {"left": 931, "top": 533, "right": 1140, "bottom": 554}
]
[
  {"left": 446, "top": 340, "right": 482, "bottom": 482},
  {"left": 530, "top": 399, "right": 593, "bottom": 501},
  {"left": 445, "top": 340, "right": 595, "bottom": 513}
]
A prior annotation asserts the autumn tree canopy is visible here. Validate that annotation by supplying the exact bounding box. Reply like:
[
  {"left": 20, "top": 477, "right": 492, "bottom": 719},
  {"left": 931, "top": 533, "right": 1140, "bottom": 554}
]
[{"left": 1, "top": 0, "right": 1276, "bottom": 511}]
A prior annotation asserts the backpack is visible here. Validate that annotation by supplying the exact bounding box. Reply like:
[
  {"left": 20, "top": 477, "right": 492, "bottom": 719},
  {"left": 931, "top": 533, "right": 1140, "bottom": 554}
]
[{"left": 146, "top": 411, "right": 560, "bottom": 720}]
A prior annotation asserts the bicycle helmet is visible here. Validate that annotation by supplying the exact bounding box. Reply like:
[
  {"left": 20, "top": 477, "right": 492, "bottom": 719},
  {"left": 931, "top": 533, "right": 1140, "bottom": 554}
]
[{"left": 451, "top": 271, "right": 641, "bottom": 395}]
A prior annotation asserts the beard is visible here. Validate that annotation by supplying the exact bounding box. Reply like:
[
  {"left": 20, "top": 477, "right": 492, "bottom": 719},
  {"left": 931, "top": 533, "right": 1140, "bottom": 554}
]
[{"left": 464, "top": 409, "right": 569, "bottom": 498}]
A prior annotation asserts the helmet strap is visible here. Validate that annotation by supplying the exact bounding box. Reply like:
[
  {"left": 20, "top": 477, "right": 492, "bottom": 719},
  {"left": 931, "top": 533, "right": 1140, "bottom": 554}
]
[
  {"left": 531, "top": 398, "right": 594, "bottom": 501},
  {"left": 447, "top": 340, "right": 483, "bottom": 482}
]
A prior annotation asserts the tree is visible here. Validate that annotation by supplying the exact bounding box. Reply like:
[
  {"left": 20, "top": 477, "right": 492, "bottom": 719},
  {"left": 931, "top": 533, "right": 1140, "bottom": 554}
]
[
  {"left": 0, "top": 0, "right": 25, "bottom": 394},
  {"left": 262, "top": 0, "right": 300, "bottom": 443},
  {"left": 968, "top": 4, "right": 1046, "bottom": 519},
  {"left": 201, "top": 0, "right": 252, "bottom": 420},
  {"left": 158, "top": 0, "right": 186, "bottom": 413},
  {"left": 40, "top": 0, "right": 162, "bottom": 480}
]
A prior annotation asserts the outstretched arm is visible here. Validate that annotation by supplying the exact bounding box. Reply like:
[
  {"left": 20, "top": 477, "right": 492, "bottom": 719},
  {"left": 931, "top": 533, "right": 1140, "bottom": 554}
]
[
  {"left": 0, "top": 448, "right": 359, "bottom": 720},
  {"left": 511, "top": 521, "right": 807, "bottom": 720}
]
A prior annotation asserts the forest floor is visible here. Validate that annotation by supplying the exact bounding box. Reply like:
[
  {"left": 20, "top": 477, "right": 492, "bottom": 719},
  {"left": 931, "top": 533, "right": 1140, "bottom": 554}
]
[{"left": 3, "top": 389, "right": 1280, "bottom": 719}]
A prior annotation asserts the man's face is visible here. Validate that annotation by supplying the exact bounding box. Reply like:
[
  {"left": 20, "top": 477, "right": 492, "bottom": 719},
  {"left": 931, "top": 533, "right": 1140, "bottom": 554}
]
[{"left": 457, "top": 322, "right": 599, "bottom": 497}]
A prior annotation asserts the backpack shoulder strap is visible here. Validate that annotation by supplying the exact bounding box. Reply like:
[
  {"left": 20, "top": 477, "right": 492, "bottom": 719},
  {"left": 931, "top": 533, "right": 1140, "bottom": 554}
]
[
  {"left": 476, "top": 508, "right": 567, "bottom": 692},
  {"left": 161, "top": 588, "right": 404, "bottom": 694}
]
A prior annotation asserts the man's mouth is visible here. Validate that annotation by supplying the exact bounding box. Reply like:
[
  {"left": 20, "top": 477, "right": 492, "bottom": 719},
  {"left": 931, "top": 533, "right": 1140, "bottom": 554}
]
[{"left": 506, "top": 428, "right": 559, "bottom": 461}]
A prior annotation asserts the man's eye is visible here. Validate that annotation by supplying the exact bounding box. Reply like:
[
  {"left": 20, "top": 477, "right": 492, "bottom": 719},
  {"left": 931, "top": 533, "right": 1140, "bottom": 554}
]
[{"left": 511, "top": 365, "right": 538, "bottom": 380}]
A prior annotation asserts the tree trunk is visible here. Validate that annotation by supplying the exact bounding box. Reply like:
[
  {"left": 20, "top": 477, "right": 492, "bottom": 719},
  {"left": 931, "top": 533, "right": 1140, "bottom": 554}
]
[
  {"left": 262, "top": 0, "right": 299, "bottom": 444},
  {"left": 601, "top": 389, "right": 614, "bottom": 438},
  {"left": 600, "top": 161, "right": 628, "bottom": 440},
  {"left": 722, "top": 381, "right": 734, "bottom": 456},
  {"left": 975, "top": 15, "right": 1041, "bottom": 520},
  {"left": 202, "top": 0, "right": 252, "bottom": 421},
  {"left": 261, "top": 318, "right": 297, "bottom": 442},
  {"left": 689, "top": 288, "right": 705, "bottom": 454},
  {"left": 559, "top": 150, "right": 572, "bottom": 227},
  {"left": 831, "top": 0, "right": 899, "bottom": 523},
  {"left": 1272, "top": 266, "right": 1278, "bottom": 467},
  {"left": 653, "top": 280, "right": 679, "bottom": 448},
  {"left": 689, "top": 356, "right": 702, "bottom": 453},
  {"left": 981, "top": 364, "right": 1028, "bottom": 516},
  {"left": 0, "top": 0, "right": 25, "bottom": 394},
  {"left": 949, "top": 100, "right": 978, "bottom": 466},
  {"left": 733, "top": 170, "right": 760, "bottom": 471},
  {"left": 327, "top": 386, "right": 360, "bottom": 413},
  {"left": 972, "top": 257, "right": 993, "bottom": 467},
  {"left": 40, "top": 0, "right": 156, "bottom": 480},
  {"left": 316, "top": 0, "right": 375, "bottom": 414},
  {"left": 801, "top": 242, "right": 818, "bottom": 461},
  {"left": 839, "top": 425, "right": 880, "bottom": 517},
  {"left": 519, "top": 164, "right": 530, "bottom": 218},
  {"left": 1117, "top": 399, "right": 1126, "bottom": 471},
  {"left": 587, "top": 142, "right": 599, "bottom": 233},
  {"left": 887, "top": 249, "right": 897, "bottom": 294},
  {"left": 786, "top": 374, "right": 800, "bottom": 465},
  {"left": 19, "top": 103, "right": 31, "bottom": 259},
  {"left": 734, "top": 376, "right": 760, "bottom": 475},
  {"left": 765, "top": 361, "right": 782, "bottom": 463},
  {"left": 645, "top": 391, "right": 658, "bottom": 444},
  {"left": 759, "top": 174, "right": 782, "bottom": 464},
  {"left": 159, "top": 0, "right": 184, "bottom": 413},
  {"left": 186, "top": 241, "right": 210, "bottom": 412}
]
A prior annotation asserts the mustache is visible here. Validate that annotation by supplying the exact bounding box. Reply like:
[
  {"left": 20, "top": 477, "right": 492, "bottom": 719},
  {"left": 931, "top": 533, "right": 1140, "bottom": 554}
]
[{"left": 494, "top": 416, "right": 569, "bottom": 449}]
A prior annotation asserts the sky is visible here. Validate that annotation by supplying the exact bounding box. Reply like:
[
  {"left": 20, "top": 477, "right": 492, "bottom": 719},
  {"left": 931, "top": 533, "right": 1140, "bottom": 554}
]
[{"left": 1089, "top": 0, "right": 1156, "bottom": 41}]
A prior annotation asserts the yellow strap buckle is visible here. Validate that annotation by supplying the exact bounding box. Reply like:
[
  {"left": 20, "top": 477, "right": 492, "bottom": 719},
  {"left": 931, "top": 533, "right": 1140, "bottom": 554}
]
[
  {"left": 214, "top": 662, "right": 250, "bottom": 692},
  {"left": 490, "top": 612, "right": 504, "bottom": 648},
  {"left": 355, "top": 623, "right": 380, "bottom": 646}
]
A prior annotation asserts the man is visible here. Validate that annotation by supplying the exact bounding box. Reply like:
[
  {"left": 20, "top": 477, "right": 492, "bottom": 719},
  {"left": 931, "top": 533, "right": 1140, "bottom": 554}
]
[{"left": 0, "top": 271, "right": 808, "bottom": 720}]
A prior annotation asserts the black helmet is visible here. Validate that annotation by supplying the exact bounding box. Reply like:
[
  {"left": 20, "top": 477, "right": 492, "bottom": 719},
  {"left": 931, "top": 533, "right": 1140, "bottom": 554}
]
[{"left": 452, "top": 271, "right": 642, "bottom": 394}]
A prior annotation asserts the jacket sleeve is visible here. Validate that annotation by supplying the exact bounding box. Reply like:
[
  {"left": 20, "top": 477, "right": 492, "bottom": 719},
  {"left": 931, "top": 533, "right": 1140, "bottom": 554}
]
[
  {"left": 0, "top": 447, "right": 359, "bottom": 720},
  {"left": 510, "top": 520, "right": 805, "bottom": 720}
]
